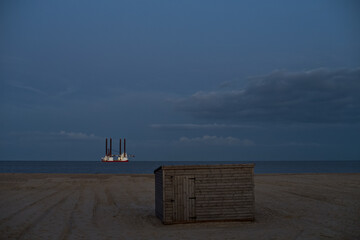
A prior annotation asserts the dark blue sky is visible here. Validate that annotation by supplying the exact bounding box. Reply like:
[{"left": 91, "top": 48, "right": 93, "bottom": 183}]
[{"left": 1, "top": 0, "right": 359, "bottom": 161}]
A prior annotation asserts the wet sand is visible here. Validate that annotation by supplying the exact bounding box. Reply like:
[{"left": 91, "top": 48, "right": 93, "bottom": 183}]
[{"left": 0, "top": 173, "right": 359, "bottom": 240}]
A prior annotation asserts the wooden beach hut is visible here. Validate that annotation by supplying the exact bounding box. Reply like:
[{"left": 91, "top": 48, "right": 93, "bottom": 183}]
[{"left": 154, "top": 164, "right": 255, "bottom": 224}]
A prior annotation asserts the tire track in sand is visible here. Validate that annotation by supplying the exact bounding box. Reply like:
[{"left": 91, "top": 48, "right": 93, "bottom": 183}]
[
  {"left": 15, "top": 190, "right": 76, "bottom": 240},
  {"left": 91, "top": 184, "right": 118, "bottom": 228},
  {"left": 58, "top": 186, "right": 84, "bottom": 240},
  {"left": 0, "top": 182, "right": 62, "bottom": 208},
  {"left": 0, "top": 190, "right": 60, "bottom": 224},
  {"left": 104, "top": 187, "right": 117, "bottom": 206},
  {"left": 92, "top": 189, "right": 100, "bottom": 228}
]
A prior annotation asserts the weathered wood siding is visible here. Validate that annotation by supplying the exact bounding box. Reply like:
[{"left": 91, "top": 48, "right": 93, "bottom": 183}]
[
  {"left": 173, "top": 175, "right": 196, "bottom": 222},
  {"left": 154, "top": 164, "right": 255, "bottom": 224},
  {"left": 154, "top": 168, "right": 163, "bottom": 221}
]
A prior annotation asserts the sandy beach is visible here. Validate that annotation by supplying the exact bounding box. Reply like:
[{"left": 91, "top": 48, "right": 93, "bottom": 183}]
[{"left": 0, "top": 173, "right": 359, "bottom": 240}]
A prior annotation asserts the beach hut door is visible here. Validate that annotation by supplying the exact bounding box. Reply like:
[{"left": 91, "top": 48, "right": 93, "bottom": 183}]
[{"left": 173, "top": 175, "right": 196, "bottom": 222}]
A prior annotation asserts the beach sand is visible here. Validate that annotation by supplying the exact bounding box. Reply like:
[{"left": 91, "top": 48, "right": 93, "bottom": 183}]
[{"left": 0, "top": 173, "right": 359, "bottom": 240}]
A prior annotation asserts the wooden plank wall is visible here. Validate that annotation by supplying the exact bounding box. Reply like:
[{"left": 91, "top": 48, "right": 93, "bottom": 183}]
[
  {"left": 173, "top": 176, "right": 196, "bottom": 222},
  {"left": 161, "top": 165, "right": 254, "bottom": 224},
  {"left": 163, "top": 173, "right": 174, "bottom": 223},
  {"left": 154, "top": 168, "right": 163, "bottom": 221}
]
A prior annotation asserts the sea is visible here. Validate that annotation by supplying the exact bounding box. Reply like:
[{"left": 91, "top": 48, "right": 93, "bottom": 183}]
[{"left": 0, "top": 160, "right": 359, "bottom": 174}]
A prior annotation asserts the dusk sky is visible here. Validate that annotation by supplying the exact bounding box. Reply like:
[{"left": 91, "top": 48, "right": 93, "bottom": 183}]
[{"left": 1, "top": 0, "right": 359, "bottom": 161}]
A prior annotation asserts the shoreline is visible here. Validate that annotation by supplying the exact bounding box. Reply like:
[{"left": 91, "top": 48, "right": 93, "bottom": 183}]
[{"left": 1, "top": 172, "right": 359, "bottom": 176}]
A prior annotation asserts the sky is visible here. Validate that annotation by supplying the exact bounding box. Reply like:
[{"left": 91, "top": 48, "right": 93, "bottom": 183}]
[{"left": 0, "top": 0, "right": 360, "bottom": 161}]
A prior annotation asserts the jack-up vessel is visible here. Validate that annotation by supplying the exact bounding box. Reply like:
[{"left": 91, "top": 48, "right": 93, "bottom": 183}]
[{"left": 101, "top": 138, "right": 132, "bottom": 162}]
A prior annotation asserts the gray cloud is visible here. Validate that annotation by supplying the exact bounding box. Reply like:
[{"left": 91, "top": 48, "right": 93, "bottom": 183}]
[
  {"left": 179, "top": 135, "right": 255, "bottom": 146},
  {"left": 9, "top": 82, "right": 47, "bottom": 96},
  {"left": 150, "top": 123, "right": 258, "bottom": 129},
  {"left": 6, "top": 81, "right": 76, "bottom": 99},
  {"left": 175, "top": 68, "right": 360, "bottom": 123},
  {"left": 57, "top": 131, "right": 101, "bottom": 140},
  {"left": 11, "top": 131, "right": 102, "bottom": 141}
]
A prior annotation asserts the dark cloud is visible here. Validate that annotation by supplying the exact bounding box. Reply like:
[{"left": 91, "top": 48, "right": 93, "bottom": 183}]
[{"left": 175, "top": 68, "right": 360, "bottom": 123}]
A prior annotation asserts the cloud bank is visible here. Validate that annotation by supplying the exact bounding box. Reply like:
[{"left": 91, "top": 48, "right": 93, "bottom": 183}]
[
  {"left": 12, "top": 131, "right": 101, "bottom": 141},
  {"left": 57, "top": 131, "right": 101, "bottom": 140},
  {"left": 175, "top": 68, "right": 360, "bottom": 123},
  {"left": 179, "top": 135, "right": 255, "bottom": 146},
  {"left": 150, "top": 123, "right": 257, "bottom": 129}
]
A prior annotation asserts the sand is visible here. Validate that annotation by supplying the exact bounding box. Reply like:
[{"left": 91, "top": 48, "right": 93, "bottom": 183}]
[{"left": 0, "top": 173, "right": 359, "bottom": 240}]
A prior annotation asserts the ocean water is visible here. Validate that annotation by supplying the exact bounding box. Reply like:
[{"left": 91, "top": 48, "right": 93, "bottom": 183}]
[{"left": 0, "top": 160, "right": 359, "bottom": 174}]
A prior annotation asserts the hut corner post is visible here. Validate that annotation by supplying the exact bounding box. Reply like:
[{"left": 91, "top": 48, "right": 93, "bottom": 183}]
[{"left": 154, "top": 166, "right": 165, "bottom": 223}]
